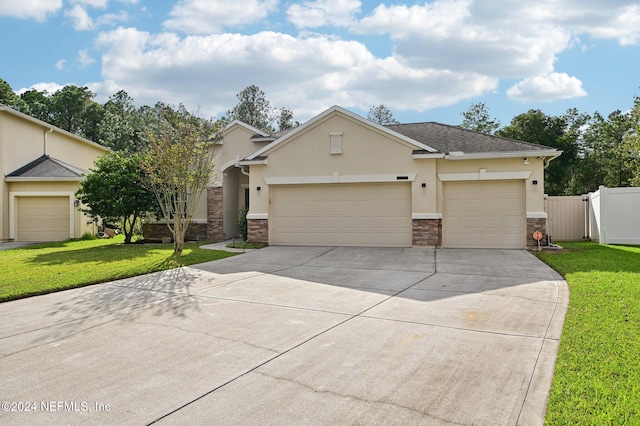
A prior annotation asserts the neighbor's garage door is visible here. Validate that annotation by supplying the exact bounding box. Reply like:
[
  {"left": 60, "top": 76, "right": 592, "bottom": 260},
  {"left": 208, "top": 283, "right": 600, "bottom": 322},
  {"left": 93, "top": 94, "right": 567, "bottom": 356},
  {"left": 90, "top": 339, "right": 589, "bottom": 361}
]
[
  {"left": 270, "top": 183, "right": 411, "bottom": 247},
  {"left": 443, "top": 180, "right": 525, "bottom": 249},
  {"left": 17, "top": 196, "right": 70, "bottom": 241}
]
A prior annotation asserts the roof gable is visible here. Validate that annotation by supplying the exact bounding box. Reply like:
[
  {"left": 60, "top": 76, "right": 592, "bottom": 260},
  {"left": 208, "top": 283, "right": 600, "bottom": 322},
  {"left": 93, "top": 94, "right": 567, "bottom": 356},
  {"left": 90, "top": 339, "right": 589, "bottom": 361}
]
[
  {"left": 0, "top": 104, "right": 109, "bottom": 152},
  {"left": 6, "top": 155, "right": 87, "bottom": 180},
  {"left": 222, "top": 120, "right": 271, "bottom": 138},
  {"left": 246, "top": 105, "right": 438, "bottom": 160}
]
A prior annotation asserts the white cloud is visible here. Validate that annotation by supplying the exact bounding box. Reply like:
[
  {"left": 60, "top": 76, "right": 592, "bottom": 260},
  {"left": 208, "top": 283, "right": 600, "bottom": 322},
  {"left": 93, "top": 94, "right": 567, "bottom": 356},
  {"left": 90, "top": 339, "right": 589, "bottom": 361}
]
[
  {"left": 77, "top": 49, "right": 96, "bottom": 67},
  {"left": 17, "top": 82, "right": 65, "bottom": 95},
  {"left": 55, "top": 59, "right": 66, "bottom": 70},
  {"left": 65, "top": 5, "right": 95, "bottom": 30},
  {"left": 356, "top": 0, "right": 571, "bottom": 79},
  {"left": 287, "top": 0, "right": 361, "bottom": 28},
  {"left": 0, "top": 0, "right": 62, "bottom": 21},
  {"left": 69, "top": 0, "right": 108, "bottom": 8},
  {"left": 74, "top": 0, "right": 640, "bottom": 120},
  {"left": 95, "top": 28, "right": 497, "bottom": 120},
  {"left": 506, "top": 73, "right": 587, "bottom": 103},
  {"left": 163, "top": 0, "right": 278, "bottom": 34}
]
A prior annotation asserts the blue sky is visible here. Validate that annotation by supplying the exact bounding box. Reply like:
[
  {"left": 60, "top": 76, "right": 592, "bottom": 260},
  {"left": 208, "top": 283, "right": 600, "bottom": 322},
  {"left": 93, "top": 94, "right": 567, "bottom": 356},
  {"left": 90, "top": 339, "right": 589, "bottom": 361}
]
[{"left": 1, "top": 0, "right": 639, "bottom": 127}]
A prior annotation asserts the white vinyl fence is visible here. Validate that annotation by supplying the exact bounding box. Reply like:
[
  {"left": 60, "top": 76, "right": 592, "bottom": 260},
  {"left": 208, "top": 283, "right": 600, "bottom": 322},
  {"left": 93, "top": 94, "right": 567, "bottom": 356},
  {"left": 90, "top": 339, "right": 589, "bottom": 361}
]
[{"left": 589, "top": 186, "right": 640, "bottom": 244}]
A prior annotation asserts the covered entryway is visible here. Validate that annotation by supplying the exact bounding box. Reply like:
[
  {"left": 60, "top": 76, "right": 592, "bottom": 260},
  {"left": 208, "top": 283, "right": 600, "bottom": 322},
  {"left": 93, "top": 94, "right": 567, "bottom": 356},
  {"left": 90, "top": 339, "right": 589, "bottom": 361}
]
[
  {"left": 270, "top": 182, "right": 411, "bottom": 247},
  {"left": 443, "top": 180, "right": 525, "bottom": 249},
  {"left": 17, "top": 196, "right": 71, "bottom": 241}
]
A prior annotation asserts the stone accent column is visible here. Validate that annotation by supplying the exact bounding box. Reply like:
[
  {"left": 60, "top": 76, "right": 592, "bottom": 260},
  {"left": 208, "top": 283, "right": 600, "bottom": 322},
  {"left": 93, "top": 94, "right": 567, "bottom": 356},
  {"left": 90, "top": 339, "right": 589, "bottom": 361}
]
[
  {"left": 526, "top": 217, "right": 547, "bottom": 247},
  {"left": 207, "top": 186, "right": 224, "bottom": 241},
  {"left": 412, "top": 218, "right": 442, "bottom": 246},
  {"left": 247, "top": 219, "right": 268, "bottom": 243}
]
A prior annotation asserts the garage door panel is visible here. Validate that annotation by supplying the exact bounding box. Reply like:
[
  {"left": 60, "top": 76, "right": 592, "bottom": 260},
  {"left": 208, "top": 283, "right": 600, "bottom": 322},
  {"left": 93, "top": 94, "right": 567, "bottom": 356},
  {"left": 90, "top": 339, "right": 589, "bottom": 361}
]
[
  {"left": 271, "top": 183, "right": 411, "bottom": 247},
  {"left": 18, "top": 196, "right": 70, "bottom": 242},
  {"left": 443, "top": 180, "right": 525, "bottom": 249}
]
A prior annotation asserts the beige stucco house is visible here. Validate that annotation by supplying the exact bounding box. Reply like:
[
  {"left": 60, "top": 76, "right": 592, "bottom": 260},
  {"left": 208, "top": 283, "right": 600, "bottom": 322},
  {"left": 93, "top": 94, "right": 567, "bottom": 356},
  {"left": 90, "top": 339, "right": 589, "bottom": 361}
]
[
  {"left": 1, "top": 105, "right": 108, "bottom": 242},
  {"left": 150, "top": 105, "right": 561, "bottom": 249}
]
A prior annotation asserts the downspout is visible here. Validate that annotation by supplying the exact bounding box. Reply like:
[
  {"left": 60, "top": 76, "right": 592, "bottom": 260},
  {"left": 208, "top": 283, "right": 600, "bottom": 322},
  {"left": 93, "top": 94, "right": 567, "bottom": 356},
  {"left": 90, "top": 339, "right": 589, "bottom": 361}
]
[
  {"left": 239, "top": 165, "right": 250, "bottom": 177},
  {"left": 44, "top": 128, "right": 53, "bottom": 156}
]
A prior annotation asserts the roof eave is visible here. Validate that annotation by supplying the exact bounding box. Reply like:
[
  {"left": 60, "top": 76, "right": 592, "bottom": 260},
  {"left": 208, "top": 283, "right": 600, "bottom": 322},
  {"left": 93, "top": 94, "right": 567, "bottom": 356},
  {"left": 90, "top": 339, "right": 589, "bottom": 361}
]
[
  {"left": 238, "top": 157, "right": 268, "bottom": 166},
  {"left": 444, "top": 150, "right": 562, "bottom": 160},
  {"left": 4, "top": 177, "right": 84, "bottom": 182}
]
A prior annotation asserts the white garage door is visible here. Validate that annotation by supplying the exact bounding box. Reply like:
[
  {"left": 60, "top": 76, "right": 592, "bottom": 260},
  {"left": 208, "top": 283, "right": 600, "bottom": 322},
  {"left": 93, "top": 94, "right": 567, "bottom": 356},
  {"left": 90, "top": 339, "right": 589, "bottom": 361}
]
[
  {"left": 270, "top": 183, "right": 411, "bottom": 247},
  {"left": 17, "top": 196, "right": 70, "bottom": 241},
  {"left": 443, "top": 180, "right": 525, "bottom": 249}
]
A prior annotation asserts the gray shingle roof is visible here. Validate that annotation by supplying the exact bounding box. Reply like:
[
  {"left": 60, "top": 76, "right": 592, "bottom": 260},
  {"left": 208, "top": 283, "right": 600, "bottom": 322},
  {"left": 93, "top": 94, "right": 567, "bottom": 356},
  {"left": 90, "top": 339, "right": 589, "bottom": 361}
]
[
  {"left": 385, "top": 122, "right": 555, "bottom": 154},
  {"left": 6, "top": 155, "right": 87, "bottom": 178}
]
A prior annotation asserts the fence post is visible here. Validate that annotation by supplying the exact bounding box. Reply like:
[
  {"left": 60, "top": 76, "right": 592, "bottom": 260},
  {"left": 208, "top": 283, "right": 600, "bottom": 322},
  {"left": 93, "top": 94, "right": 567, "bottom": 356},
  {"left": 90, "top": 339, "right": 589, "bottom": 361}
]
[{"left": 599, "top": 185, "right": 607, "bottom": 244}]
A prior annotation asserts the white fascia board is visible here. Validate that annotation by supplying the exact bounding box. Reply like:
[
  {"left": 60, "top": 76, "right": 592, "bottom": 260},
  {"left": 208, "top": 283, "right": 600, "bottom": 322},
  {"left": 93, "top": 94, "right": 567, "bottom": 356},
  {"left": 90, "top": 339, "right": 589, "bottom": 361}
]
[
  {"left": 412, "top": 153, "right": 445, "bottom": 159},
  {"left": 4, "top": 177, "right": 83, "bottom": 182},
  {"left": 412, "top": 213, "right": 442, "bottom": 219},
  {"left": 444, "top": 150, "right": 561, "bottom": 160},
  {"left": 246, "top": 213, "right": 268, "bottom": 220},
  {"left": 526, "top": 212, "right": 548, "bottom": 219},
  {"left": 238, "top": 158, "right": 268, "bottom": 166},
  {"left": 264, "top": 173, "right": 416, "bottom": 185},
  {"left": 246, "top": 105, "right": 438, "bottom": 160}
]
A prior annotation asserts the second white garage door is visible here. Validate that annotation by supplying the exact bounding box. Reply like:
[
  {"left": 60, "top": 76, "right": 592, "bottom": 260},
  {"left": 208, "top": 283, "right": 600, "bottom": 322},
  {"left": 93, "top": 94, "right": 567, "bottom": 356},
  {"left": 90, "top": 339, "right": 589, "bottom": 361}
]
[
  {"left": 443, "top": 180, "right": 525, "bottom": 249},
  {"left": 270, "top": 183, "right": 411, "bottom": 247},
  {"left": 17, "top": 196, "right": 71, "bottom": 242}
]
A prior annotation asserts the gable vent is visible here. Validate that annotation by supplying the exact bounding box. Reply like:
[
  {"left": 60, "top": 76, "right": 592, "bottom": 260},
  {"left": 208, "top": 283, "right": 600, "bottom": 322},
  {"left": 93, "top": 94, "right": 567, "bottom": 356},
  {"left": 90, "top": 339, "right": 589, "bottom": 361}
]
[{"left": 330, "top": 132, "right": 343, "bottom": 154}]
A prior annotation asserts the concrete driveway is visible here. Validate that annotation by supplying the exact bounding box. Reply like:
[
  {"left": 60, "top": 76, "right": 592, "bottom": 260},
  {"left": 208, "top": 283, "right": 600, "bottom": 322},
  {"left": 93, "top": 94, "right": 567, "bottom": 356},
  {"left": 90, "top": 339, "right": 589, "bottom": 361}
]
[{"left": 0, "top": 246, "right": 567, "bottom": 425}]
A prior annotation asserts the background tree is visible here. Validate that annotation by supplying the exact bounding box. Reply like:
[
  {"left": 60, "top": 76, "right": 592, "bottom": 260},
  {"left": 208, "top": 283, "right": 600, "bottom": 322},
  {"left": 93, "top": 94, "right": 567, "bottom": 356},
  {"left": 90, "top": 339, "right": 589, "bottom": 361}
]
[
  {"left": 225, "top": 85, "right": 275, "bottom": 132},
  {"left": 97, "top": 91, "right": 145, "bottom": 152},
  {"left": 142, "top": 104, "right": 217, "bottom": 253},
  {"left": 0, "top": 78, "right": 20, "bottom": 107},
  {"left": 49, "top": 85, "right": 103, "bottom": 137},
  {"left": 76, "top": 151, "right": 157, "bottom": 244},
  {"left": 621, "top": 96, "right": 640, "bottom": 186},
  {"left": 276, "top": 107, "right": 299, "bottom": 131},
  {"left": 497, "top": 109, "right": 588, "bottom": 195},
  {"left": 19, "top": 89, "right": 51, "bottom": 122},
  {"left": 367, "top": 104, "right": 399, "bottom": 125},
  {"left": 460, "top": 102, "right": 500, "bottom": 134}
]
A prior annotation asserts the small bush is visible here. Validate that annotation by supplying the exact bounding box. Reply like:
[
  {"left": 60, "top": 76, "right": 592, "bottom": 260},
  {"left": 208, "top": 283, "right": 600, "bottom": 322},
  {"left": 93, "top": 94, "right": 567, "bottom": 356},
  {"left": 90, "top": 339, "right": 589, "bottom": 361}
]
[{"left": 237, "top": 206, "right": 248, "bottom": 241}]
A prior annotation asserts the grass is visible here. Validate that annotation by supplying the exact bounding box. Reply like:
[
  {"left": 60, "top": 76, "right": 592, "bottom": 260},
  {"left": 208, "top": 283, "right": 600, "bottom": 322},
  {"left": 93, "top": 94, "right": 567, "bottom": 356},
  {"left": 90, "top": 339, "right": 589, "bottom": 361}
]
[
  {"left": 537, "top": 242, "right": 640, "bottom": 425},
  {"left": 0, "top": 235, "right": 238, "bottom": 302}
]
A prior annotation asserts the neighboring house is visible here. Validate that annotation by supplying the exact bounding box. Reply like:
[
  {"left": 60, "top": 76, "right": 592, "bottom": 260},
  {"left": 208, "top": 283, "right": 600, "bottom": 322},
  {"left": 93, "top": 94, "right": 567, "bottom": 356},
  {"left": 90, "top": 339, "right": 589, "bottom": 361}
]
[
  {"left": 1, "top": 105, "right": 108, "bottom": 242},
  {"left": 147, "top": 105, "right": 561, "bottom": 249}
]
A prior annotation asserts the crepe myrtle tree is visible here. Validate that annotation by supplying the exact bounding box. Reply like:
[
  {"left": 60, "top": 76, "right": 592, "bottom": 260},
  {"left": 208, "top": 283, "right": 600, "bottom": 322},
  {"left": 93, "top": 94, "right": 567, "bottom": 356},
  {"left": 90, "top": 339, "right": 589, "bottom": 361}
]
[
  {"left": 75, "top": 151, "right": 157, "bottom": 244},
  {"left": 142, "top": 104, "right": 217, "bottom": 254}
]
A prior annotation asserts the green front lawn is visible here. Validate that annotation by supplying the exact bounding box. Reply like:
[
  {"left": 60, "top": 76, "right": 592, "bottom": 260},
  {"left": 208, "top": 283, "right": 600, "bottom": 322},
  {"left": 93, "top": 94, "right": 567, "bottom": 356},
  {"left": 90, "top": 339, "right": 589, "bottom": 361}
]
[
  {"left": 537, "top": 242, "right": 640, "bottom": 425},
  {"left": 0, "top": 235, "right": 238, "bottom": 302}
]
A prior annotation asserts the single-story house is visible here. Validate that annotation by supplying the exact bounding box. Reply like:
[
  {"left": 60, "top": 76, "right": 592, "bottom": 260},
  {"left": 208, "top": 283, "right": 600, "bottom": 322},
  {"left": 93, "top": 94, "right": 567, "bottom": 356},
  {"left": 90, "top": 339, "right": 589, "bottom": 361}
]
[
  {"left": 147, "top": 105, "right": 561, "bottom": 249},
  {"left": 1, "top": 105, "right": 108, "bottom": 242}
]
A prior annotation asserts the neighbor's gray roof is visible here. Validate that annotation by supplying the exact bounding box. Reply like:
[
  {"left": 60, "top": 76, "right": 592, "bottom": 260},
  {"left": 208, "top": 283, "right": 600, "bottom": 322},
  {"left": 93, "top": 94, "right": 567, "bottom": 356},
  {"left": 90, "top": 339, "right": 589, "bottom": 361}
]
[
  {"left": 6, "top": 155, "right": 87, "bottom": 179},
  {"left": 385, "top": 122, "right": 555, "bottom": 154}
]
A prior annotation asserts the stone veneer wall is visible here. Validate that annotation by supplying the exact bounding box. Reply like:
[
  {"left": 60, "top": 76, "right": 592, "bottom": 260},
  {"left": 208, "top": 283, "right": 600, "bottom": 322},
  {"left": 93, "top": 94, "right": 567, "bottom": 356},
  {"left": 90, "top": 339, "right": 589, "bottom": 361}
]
[
  {"left": 247, "top": 219, "right": 268, "bottom": 243},
  {"left": 526, "top": 218, "right": 547, "bottom": 247},
  {"left": 207, "top": 187, "right": 224, "bottom": 241},
  {"left": 142, "top": 223, "right": 207, "bottom": 241},
  {"left": 412, "top": 218, "right": 442, "bottom": 246}
]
